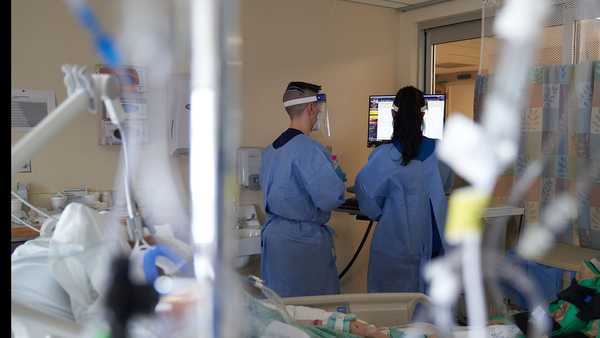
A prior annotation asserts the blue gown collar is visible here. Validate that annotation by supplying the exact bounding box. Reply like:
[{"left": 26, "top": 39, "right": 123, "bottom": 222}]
[
  {"left": 392, "top": 137, "right": 436, "bottom": 162},
  {"left": 273, "top": 128, "right": 303, "bottom": 149}
]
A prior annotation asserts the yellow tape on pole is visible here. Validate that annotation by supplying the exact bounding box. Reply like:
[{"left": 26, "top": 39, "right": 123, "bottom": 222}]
[{"left": 445, "top": 187, "right": 491, "bottom": 243}]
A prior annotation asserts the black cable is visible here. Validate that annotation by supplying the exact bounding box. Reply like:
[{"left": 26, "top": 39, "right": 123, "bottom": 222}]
[
  {"left": 105, "top": 255, "right": 160, "bottom": 338},
  {"left": 339, "top": 220, "right": 374, "bottom": 279}
]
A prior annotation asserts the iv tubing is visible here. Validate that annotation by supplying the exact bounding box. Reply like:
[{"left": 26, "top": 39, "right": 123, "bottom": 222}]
[
  {"left": 462, "top": 236, "right": 487, "bottom": 338},
  {"left": 11, "top": 191, "right": 52, "bottom": 220},
  {"left": 11, "top": 214, "right": 41, "bottom": 233},
  {"left": 478, "top": 1, "right": 486, "bottom": 75}
]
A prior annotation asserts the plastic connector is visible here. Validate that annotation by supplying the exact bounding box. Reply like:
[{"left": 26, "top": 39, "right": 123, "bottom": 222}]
[{"left": 444, "top": 187, "right": 491, "bottom": 244}]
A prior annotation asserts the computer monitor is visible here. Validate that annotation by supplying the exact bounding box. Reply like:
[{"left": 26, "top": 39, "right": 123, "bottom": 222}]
[{"left": 367, "top": 94, "right": 446, "bottom": 147}]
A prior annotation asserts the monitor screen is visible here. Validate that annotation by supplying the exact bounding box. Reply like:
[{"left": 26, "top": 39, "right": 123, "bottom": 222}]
[
  {"left": 367, "top": 94, "right": 446, "bottom": 147},
  {"left": 423, "top": 94, "right": 446, "bottom": 140}
]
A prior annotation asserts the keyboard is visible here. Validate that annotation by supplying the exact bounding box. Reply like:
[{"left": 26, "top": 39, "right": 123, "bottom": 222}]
[{"left": 335, "top": 198, "right": 372, "bottom": 221}]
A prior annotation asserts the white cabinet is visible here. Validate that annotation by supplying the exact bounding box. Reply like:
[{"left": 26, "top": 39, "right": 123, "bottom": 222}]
[{"left": 168, "top": 74, "right": 190, "bottom": 155}]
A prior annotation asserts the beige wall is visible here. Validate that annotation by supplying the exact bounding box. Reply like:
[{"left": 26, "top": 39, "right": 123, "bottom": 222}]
[
  {"left": 11, "top": 0, "right": 121, "bottom": 208},
  {"left": 446, "top": 79, "right": 476, "bottom": 119}
]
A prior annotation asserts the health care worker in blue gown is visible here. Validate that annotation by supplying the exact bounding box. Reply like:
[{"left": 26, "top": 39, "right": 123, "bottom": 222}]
[
  {"left": 355, "top": 86, "right": 448, "bottom": 293},
  {"left": 260, "top": 81, "right": 347, "bottom": 298}
]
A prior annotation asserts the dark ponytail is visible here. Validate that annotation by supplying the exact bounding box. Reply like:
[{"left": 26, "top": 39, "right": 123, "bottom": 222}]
[{"left": 391, "top": 86, "right": 425, "bottom": 166}]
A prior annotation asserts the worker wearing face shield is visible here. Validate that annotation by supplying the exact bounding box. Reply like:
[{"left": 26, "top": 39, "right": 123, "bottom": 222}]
[
  {"left": 259, "top": 81, "right": 346, "bottom": 297},
  {"left": 355, "top": 86, "right": 448, "bottom": 293}
]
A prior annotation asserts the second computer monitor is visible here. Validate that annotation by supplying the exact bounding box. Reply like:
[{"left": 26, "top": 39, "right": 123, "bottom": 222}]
[{"left": 367, "top": 94, "right": 446, "bottom": 147}]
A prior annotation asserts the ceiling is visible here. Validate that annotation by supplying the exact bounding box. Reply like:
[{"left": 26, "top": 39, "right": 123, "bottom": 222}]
[
  {"left": 435, "top": 38, "right": 481, "bottom": 75},
  {"left": 340, "top": 0, "right": 453, "bottom": 11},
  {"left": 434, "top": 24, "right": 569, "bottom": 75}
]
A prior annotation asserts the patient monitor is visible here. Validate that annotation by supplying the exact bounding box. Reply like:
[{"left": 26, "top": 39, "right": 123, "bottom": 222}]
[{"left": 367, "top": 94, "right": 446, "bottom": 147}]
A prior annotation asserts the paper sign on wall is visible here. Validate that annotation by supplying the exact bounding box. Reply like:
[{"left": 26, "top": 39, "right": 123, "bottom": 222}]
[
  {"left": 17, "top": 161, "right": 31, "bottom": 173},
  {"left": 11, "top": 89, "right": 56, "bottom": 131},
  {"left": 95, "top": 64, "right": 149, "bottom": 146}
]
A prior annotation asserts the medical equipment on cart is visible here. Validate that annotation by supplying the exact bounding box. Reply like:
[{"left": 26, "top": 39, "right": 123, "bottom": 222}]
[{"left": 238, "top": 147, "right": 262, "bottom": 190}]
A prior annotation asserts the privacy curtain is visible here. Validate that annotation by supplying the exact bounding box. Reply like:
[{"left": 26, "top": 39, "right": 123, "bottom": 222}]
[{"left": 474, "top": 61, "right": 600, "bottom": 249}]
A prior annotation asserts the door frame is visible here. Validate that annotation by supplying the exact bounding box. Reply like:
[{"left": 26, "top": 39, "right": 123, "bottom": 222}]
[{"left": 417, "top": 3, "right": 600, "bottom": 93}]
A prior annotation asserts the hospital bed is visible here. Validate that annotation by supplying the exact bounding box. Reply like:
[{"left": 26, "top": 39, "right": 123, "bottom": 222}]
[
  {"left": 11, "top": 300, "right": 82, "bottom": 338},
  {"left": 283, "top": 292, "right": 430, "bottom": 328},
  {"left": 282, "top": 293, "right": 522, "bottom": 338}
]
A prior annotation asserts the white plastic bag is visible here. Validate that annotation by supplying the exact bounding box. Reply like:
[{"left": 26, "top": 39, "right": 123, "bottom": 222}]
[
  {"left": 49, "top": 203, "right": 129, "bottom": 323},
  {"left": 12, "top": 236, "right": 74, "bottom": 322}
]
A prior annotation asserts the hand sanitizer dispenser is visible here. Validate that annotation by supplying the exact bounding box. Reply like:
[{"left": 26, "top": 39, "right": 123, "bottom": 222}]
[{"left": 238, "top": 147, "right": 262, "bottom": 190}]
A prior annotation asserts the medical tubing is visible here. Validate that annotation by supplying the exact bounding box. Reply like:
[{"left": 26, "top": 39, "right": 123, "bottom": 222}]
[
  {"left": 64, "top": 0, "right": 120, "bottom": 68},
  {"left": 432, "top": 306, "right": 455, "bottom": 338},
  {"left": 462, "top": 236, "right": 487, "bottom": 338},
  {"left": 479, "top": 253, "right": 549, "bottom": 338},
  {"left": 482, "top": 1, "right": 548, "bottom": 168},
  {"left": 483, "top": 137, "right": 559, "bottom": 314},
  {"left": 11, "top": 214, "right": 41, "bottom": 233},
  {"left": 402, "top": 302, "right": 441, "bottom": 338},
  {"left": 479, "top": 2, "right": 549, "bottom": 314},
  {"left": 478, "top": 1, "right": 486, "bottom": 75},
  {"left": 483, "top": 41, "right": 537, "bottom": 137},
  {"left": 64, "top": 0, "right": 136, "bottom": 221},
  {"left": 430, "top": 256, "right": 463, "bottom": 338},
  {"left": 429, "top": 286, "right": 457, "bottom": 338},
  {"left": 406, "top": 304, "right": 447, "bottom": 338},
  {"left": 482, "top": 250, "right": 512, "bottom": 319},
  {"left": 426, "top": 251, "right": 463, "bottom": 338},
  {"left": 339, "top": 220, "right": 374, "bottom": 279},
  {"left": 11, "top": 191, "right": 52, "bottom": 219},
  {"left": 428, "top": 249, "right": 548, "bottom": 338},
  {"left": 114, "top": 119, "right": 135, "bottom": 220},
  {"left": 247, "top": 276, "right": 293, "bottom": 324},
  {"left": 485, "top": 252, "right": 550, "bottom": 338},
  {"left": 483, "top": 100, "right": 566, "bottom": 315},
  {"left": 143, "top": 245, "right": 188, "bottom": 283}
]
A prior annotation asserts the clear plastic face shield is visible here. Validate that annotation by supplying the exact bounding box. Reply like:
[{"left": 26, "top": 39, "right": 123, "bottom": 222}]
[{"left": 283, "top": 92, "right": 331, "bottom": 138}]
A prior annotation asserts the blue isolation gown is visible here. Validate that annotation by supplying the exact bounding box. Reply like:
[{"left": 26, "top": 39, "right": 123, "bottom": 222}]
[
  {"left": 260, "top": 129, "right": 345, "bottom": 297},
  {"left": 355, "top": 137, "right": 448, "bottom": 293}
]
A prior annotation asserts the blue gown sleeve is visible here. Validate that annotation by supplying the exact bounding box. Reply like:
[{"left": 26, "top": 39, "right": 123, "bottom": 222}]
[
  {"left": 437, "top": 159, "right": 454, "bottom": 195},
  {"left": 355, "top": 168, "right": 386, "bottom": 221},
  {"left": 294, "top": 147, "right": 345, "bottom": 211}
]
